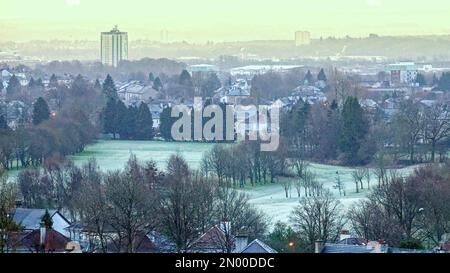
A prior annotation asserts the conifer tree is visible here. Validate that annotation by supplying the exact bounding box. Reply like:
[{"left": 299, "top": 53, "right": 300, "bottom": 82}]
[{"left": 32, "top": 97, "right": 51, "bottom": 125}]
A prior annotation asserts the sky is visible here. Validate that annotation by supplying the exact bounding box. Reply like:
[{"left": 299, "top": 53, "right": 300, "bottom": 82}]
[{"left": 1, "top": 0, "right": 450, "bottom": 42}]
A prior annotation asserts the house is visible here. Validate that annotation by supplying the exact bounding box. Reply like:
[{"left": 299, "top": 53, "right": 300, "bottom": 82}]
[
  {"left": 190, "top": 225, "right": 231, "bottom": 253},
  {"left": 149, "top": 103, "right": 163, "bottom": 129},
  {"left": 189, "top": 222, "right": 277, "bottom": 253},
  {"left": 12, "top": 208, "right": 72, "bottom": 238},
  {"left": 240, "top": 239, "right": 278, "bottom": 254},
  {"left": 220, "top": 79, "right": 251, "bottom": 105},
  {"left": 66, "top": 221, "right": 175, "bottom": 253},
  {"left": 316, "top": 238, "right": 442, "bottom": 254},
  {"left": 8, "top": 229, "right": 71, "bottom": 253},
  {"left": 118, "top": 81, "right": 160, "bottom": 104}
]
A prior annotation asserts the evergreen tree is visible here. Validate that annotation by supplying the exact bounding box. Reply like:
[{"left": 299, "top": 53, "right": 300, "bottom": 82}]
[
  {"left": 153, "top": 77, "right": 163, "bottom": 91},
  {"left": 304, "top": 70, "right": 314, "bottom": 85},
  {"left": 339, "top": 97, "right": 368, "bottom": 165},
  {"left": 179, "top": 70, "right": 195, "bottom": 97},
  {"left": 35, "top": 78, "right": 44, "bottom": 88},
  {"left": 102, "top": 74, "right": 118, "bottom": 99},
  {"left": 49, "top": 74, "right": 58, "bottom": 89},
  {"left": 32, "top": 97, "right": 51, "bottom": 125},
  {"left": 94, "top": 78, "right": 102, "bottom": 90},
  {"left": 160, "top": 107, "right": 174, "bottom": 140},
  {"left": 0, "top": 115, "right": 9, "bottom": 130},
  {"left": 317, "top": 68, "right": 327, "bottom": 82},
  {"left": 102, "top": 98, "right": 119, "bottom": 139},
  {"left": 116, "top": 100, "right": 129, "bottom": 139},
  {"left": 41, "top": 209, "right": 53, "bottom": 229},
  {"left": 432, "top": 73, "right": 439, "bottom": 86},
  {"left": 415, "top": 73, "right": 427, "bottom": 87},
  {"left": 72, "top": 74, "right": 88, "bottom": 94},
  {"left": 201, "top": 73, "right": 221, "bottom": 98},
  {"left": 179, "top": 70, "right": 193, "bottom": 86},
  {"left": 28, "top": 77, "right": 35, "bottom": 89},
  {"left": 123, "top": 105, "right": 139, "bottom": 139},
  {"left": 438, "top": 72, "right": 450, "bottom": 91},
  {"left": 330, "top": 99, "right": 338, "bottom": 110},
  {"left": 148, "top": 72, "right": 155, "bottom": 82},
  {"left": 6, "top": 75, "right": 21, "bottom": 96},
  {"left": 136, "top": 103, "right": 154, "bottom": 140}
]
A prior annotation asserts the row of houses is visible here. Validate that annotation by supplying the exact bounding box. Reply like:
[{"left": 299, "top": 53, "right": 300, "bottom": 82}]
[
  {"left": 7, "top": 207, "right": 450, "bottom": 254},
  {"left": 3, "top": 208, "right": 277, "bottom": 254},
  {"left": 316, "top": 230, "right": 450, "bottom": 253}
]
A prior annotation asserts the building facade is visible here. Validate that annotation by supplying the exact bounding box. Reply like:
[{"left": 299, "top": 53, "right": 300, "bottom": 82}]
[
  {"left": 295, "top": 31, "right": 311, "bottom": 46},
  {"left": 101, "top": 25, "right": 128, "bottom": 67},
  {"left": 386, "top": 62, "right": 418, "bottom": 86}
]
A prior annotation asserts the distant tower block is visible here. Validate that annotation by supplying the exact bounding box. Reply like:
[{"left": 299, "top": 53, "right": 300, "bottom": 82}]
[
  {"left": 295, "top": 31, "right": 311, "bottom": 46},
  {"left": 101, "top": 25, "right": 128, "bottom": 67}
]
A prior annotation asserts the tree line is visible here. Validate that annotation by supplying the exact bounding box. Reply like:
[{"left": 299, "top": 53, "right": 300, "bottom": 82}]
[
  {"left": 282, "top": 95, "right": 450, "bottom": 166},
  {"left": 3, "top": 154, "right": 267, "bottom": 253},
  {"left": 262, "top": 163, "right": 450, "bottom": 253}
]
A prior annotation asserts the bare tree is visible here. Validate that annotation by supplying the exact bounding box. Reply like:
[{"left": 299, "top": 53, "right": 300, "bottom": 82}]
[
  {"left": 213, "top": 186, "right": 268, "bottom": 253},
  {"left": 392, "top": 100, "right": 425, "bottom": 163},
  {"left": 348, "top": 200, "right": 403, "bottom": 245},
  {"left": 159, "top": 154, "right": 198, "bottom": 252},
  {"left": 105, "top": 156, "right": 159, "bottom": 253},
  {"left": 351, "top": 169, "right": 367, "bottom": 193},
  {"left": 290, "top": 190, "right": 346, "bottom": 252},
  {"left": 74, "top": 158, "right": 110, "bottom": 253},
  {"left": 423, "top": 103, "right": 450, "bottom": 162},
  {"left": 0, "top": 170, "right": 20, "bottom": 253},
  {"left": 333, "top": 171, "right": 346, "bottom": 196},
  {"left": 292, "top": 159, "right": 309, "bottom": 197},
  {"left": 278, "top": 176, "right": 293, "bottom": 199}
]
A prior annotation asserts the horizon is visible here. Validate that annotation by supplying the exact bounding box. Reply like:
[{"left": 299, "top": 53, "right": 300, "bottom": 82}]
[{"left": 2, "top": 0, "right": 450, "bottom": 43}]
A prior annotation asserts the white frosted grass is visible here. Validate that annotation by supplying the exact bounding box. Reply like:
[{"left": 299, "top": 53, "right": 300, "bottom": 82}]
[
  {"left": 70, "top": 140, "right": 215, "bottom": 171},
  {"left": 245, "top": 162, "right": 417, "bottom": 224},
  {"left": 7, "top": 140, "right": 418, "bottom": 223}
]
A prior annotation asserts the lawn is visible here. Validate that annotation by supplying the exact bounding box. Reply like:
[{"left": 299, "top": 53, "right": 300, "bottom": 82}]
[
  {"left": 7, "top": 140, "right": 418, "bottom": 223},
  {"left": 69, "top": 140, "right": 418, "bottom": 223}
]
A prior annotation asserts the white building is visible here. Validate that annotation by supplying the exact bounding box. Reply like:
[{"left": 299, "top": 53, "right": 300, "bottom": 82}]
[
  {"left": 117, "top": 81, "right": 160, "bottom": 104},
  {"left": 386, "top": 62, "right": 418, "bottom": 86},
  {"left": 230, "top": 65, "right": 303, "bottom": 77},
  {"left": 295, "top": 31, "right": 311, "bottom": 46},
  {"left": 188, "top": 64, "right": 219, "bottom": 78},
  {"left": 101, "top": 25, "right": 128, "bottom": 67}
]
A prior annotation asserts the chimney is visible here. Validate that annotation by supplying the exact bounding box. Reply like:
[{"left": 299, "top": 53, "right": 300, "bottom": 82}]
[
  {"left": 367, "top": 241, "right": 384, "bottom": 253},
  {"left": 39, "top": 221, "right": 47, "bottom": 252},
  {"left": 339, "top": 229, "right": 351, "bottom": 242},
  {"left": 234, "top": 235, "right": 249, "bottom": 253},
  {"left": 315, "top": 240, "right": 324, "bottom": 253}
]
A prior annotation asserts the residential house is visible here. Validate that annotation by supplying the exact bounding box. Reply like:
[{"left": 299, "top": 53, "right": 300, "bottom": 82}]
[
  {"left": 118, "top": 81, "right": 160, "bottom": 104},
  {"left": 12, "top": 208, "right": 72, "bottom": 238},
  {"left": 240, "top": 239, "right": 278, "bottom": 254},
  {"left": 189, "top": 222, "right": 277, "bottom": 254},
  {"left": 8, "top": 229, "right": 71, "bottom": 253}
]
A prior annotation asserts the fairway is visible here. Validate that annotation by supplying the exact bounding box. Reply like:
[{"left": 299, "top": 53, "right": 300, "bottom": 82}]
[
  {"left": 70, "top": 140, "right": 216, "bottom": 171},
  {"left": 68, "top": 140, "right": 418, "bottom": 223}
]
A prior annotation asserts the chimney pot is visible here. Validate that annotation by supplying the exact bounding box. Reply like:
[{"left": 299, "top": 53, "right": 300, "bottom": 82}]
[{"left": 315, "top": 240, "right": 324, "bottom": 254}]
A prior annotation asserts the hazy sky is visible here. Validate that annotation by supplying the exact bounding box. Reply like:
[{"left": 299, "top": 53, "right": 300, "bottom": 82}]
[{"left": 2, "top": 0, "right": 450, "bottom": 42}]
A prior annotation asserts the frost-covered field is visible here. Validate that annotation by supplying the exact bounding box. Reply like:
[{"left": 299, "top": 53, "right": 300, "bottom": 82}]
[
  {"left": 245, "top": 163, "right": 417, "bottom": 224},
  {"left": 70, "top": 140, "right": 214, "bottom": 170},
  {"left": 69, "top": 140, "right": 418, "bottom": 223}
]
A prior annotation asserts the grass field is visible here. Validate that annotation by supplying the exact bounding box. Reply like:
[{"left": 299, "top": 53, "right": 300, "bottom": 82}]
[
  {"left": 68, "top": 140, "right": 418, "bottom": 223},
  {"left": 7, "top": 140, "right": 418, "bottom": 223}
]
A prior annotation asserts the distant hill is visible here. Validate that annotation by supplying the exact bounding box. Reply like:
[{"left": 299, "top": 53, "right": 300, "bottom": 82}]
[{"left": 2, "top": 35, "right": 450, "bottom": 62}]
